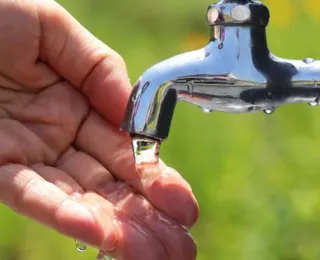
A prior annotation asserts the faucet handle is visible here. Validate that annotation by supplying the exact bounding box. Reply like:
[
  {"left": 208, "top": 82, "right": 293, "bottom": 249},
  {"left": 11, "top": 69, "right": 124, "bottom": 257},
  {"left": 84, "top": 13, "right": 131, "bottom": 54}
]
[{"left": 207, "top": 0, "right": 270, "bottom": 27}]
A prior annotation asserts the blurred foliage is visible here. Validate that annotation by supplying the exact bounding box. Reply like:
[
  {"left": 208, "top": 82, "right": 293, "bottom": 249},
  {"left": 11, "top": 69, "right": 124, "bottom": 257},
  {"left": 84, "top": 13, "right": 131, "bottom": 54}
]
[{"left": 1, "top": 0, "right": 320, "bottom": 259}]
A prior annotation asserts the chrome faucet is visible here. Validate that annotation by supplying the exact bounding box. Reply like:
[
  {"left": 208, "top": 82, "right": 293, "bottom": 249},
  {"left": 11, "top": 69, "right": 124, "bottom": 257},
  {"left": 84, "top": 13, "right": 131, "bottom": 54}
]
[{"left": 121, "top": 0, "right": 320, "bottom": 142}]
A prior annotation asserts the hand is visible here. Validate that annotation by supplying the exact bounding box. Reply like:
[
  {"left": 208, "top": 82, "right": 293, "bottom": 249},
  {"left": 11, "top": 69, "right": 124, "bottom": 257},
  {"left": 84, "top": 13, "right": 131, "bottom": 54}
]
[{"left": 0, "top": 0, "right": 199, "bottom": 259}]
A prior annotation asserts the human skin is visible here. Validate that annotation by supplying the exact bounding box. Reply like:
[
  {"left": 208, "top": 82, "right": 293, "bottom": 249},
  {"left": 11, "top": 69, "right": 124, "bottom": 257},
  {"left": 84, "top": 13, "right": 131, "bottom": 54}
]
[{"left": 0, "top": 0, "right": 199, "bottom": 259}]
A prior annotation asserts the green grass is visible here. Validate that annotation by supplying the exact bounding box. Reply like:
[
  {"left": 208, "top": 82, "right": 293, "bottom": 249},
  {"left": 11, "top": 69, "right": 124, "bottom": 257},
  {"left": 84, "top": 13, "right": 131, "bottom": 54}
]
[{"left": 1, "top": 0, "right": 320, "bottom": 259}]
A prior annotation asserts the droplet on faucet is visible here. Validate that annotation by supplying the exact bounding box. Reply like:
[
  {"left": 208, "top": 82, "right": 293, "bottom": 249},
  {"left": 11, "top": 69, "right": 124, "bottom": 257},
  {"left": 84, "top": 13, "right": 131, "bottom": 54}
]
[
  {"left": 263, "top": 109, "right": 274, "bottom": 115},
  {"left": 187, "top": 83, "right": 193, "bottom": 97},
  {"left": 201, "top": 107, "right": 213, "bottom": 114},
  {"left": 309, "top": 102, "right": 318, "bottom": 107},
  {"left": 303, "top": 57, "right": 315, "bottom": 64},
  {"left": 308, "top": 96, "right": 320, "bottom": 107}
]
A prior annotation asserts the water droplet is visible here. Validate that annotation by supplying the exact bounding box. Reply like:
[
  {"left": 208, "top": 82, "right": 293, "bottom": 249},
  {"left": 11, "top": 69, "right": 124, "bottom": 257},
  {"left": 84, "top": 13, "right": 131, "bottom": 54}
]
[
  {"left": 303, "top": 57, "right": 315, "bottom": 64},
  {"left": 201, "top": 108, "right": 213, "bottom": 114},
  {"left": 308, "top": 97, "right": 320, "bottom": 107},
  {"left": 309, "top": 102, "right": 318, "bottom": 107},
  {"left": 205, "top": 52, "right": 211, "bottom": 57},
  {"left": 187, "top": 83, "right": 193, "bottom": 97},
  {"left": 75, "top": 240, "right": 86, "bottom": 253},
  {"left": 131, "top": 136, "right": 160, "bottom": 165},
  {"left": 263, "top": 109, "right": 274, "bottom": 115}
]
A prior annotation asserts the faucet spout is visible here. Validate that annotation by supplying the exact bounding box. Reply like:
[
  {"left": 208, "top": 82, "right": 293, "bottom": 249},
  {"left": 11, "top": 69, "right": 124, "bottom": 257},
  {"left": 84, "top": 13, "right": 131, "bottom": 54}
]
[
  {"left": 121, "top": 0, "right": 320, "bottom": 142},
  {"left": 121, "top": 45, "right": 218, "bottom": 141}
]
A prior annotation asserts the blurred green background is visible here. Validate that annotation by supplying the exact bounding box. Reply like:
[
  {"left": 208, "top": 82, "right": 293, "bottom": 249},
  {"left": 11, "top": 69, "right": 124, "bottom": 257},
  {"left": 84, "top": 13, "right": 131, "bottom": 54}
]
[{"left": 1, "top": 0, "right": 320, "bottom": 259}]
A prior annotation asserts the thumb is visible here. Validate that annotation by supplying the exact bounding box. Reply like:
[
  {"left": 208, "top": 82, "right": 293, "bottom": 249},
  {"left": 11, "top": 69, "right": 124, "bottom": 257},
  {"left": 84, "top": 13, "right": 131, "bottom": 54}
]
[{"left": 38, "top": 0, "right": 131, "bottom": 125}]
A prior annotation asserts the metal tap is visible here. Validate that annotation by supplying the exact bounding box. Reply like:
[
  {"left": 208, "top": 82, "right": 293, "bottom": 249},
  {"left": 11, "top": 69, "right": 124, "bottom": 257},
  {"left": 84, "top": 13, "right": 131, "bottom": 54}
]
[{"left": 121, "top": 0, "right": 320, "bottom": 142}]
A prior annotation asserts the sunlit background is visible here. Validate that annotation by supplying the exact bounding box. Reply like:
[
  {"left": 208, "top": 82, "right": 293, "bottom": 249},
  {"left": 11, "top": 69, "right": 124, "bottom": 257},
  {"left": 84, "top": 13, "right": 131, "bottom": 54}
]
[{"left": 1, "top": 0, "right": 320, "bottom": 259}]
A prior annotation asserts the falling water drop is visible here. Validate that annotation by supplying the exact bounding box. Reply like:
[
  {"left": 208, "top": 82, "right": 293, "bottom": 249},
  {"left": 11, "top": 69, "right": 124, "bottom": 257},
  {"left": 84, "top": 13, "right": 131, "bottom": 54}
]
[
  {"left": 131, "top": 135, "right": 160, "bottom": 165},
  {"left": 201, "top": 107, "right": 213, "bottom": 114},
  {"left": 75, "top": 240, "right": 86, "bottom": 252},
  {"left": 263, "top": 109, "right": 274, "bottom": 115}
]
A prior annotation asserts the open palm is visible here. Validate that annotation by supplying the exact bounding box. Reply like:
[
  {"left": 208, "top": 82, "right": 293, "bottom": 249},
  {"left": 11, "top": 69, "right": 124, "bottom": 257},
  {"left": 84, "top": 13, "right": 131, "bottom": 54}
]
[{"left": 0, "top": 1, "right": 199, "bottom": 259}]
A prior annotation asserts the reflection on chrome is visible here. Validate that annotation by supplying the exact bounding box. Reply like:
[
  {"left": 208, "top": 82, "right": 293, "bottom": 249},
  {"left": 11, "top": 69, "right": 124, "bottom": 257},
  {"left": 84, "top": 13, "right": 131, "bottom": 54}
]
[{"left": 121, "top": 0, "right": 320, "bottom": 142}]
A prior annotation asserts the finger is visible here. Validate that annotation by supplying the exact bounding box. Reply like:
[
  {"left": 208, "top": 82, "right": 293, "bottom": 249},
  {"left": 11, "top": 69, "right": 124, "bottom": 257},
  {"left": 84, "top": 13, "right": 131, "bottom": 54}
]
[
  {"left": 76, "top": 112, "right": 199, "bottom": 228},
  {"left": 0, "top": 164, "right": 116, "bottom": 248},
  {"left": 97, "top": 181, "right": 197, "bottom": 260},
  {"left": 56, "top": 147, "right": 115, "bottom": 191},
  {"left": 31, "top": 163, "right": 84, "bottom": 195},
  {"left": 38, "top": 0, "right": 132, "bottom": 125},
  {"left": 0, "top": 163, "right": 195, "bottom": 259},
  {"left": 111, "top": 218, "right": 167, "bottom": 260},
  {"left": 0, "top": 0, "right": 60, "bottom": 89}
]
